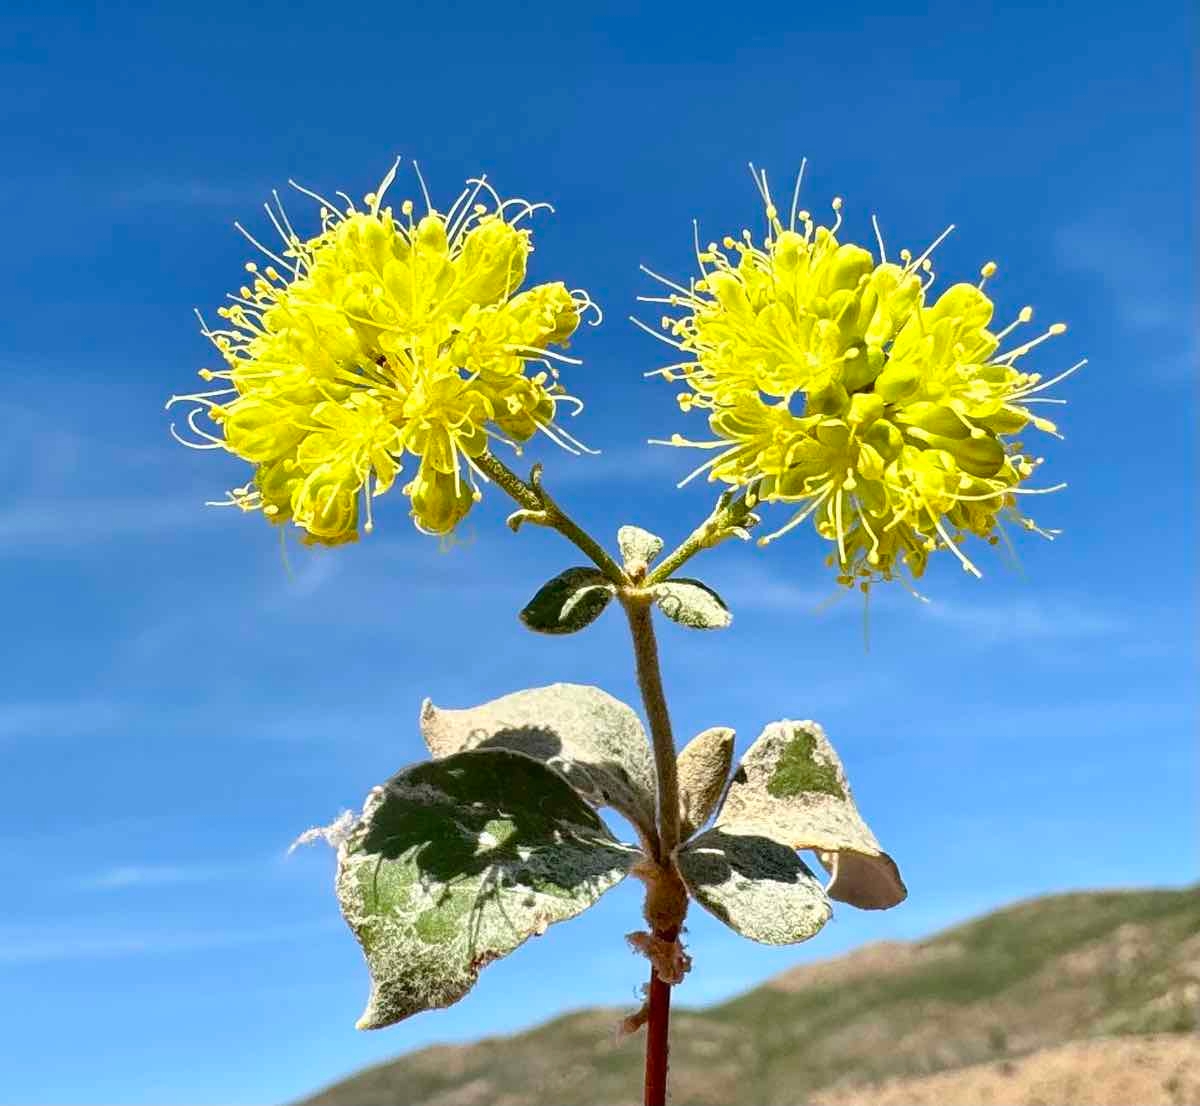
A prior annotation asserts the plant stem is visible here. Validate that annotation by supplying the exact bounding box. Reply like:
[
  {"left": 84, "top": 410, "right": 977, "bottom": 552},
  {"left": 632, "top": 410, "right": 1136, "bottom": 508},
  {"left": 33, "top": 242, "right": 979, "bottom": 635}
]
[
  {"left": 474, "top": 450, "right": 627, "bottom": 585},
  {"left": 623, "top": 599, "right": 681, "bottom": 863},
  {"left": 622, "top": 596, "right": 686, "bottom": 1106},
  {"left": 646, "top": 486, "right": 759, "bottom": 585},
  {"left": 642, "top": 923, "right": 678, "bottom": 1106},
  {"left": 482, "top": 451, "right": 709, "bottom": 1106}
]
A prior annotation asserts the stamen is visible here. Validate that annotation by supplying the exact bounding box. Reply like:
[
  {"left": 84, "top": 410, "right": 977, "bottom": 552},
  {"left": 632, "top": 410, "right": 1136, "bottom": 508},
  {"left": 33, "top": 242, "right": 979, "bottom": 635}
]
[
  {"left": 871, "top": 214, "right": 887, "bottom": 263},
  {"left": 643, "top": 361, "right": 698, "bottom": 379},
  {"left": 789, "top": 158, "right": 807, "bottom": 232},
  {"left": 463, "top": 176, "right": 504, "bottom": 212},
  {"left": 906, "top": 224, "right": 955, "bottom": 273},
  {"left": 758, "top": 483, "right": 833, "bottom": 545},
  {"left": 922, "top": 495, "right": 982, "bottom": 578},
  {"left": 993, "top": 306, "right": 1033, "bottom": 342},
  {"left": 834, "top": 487, "right": 848, "bottom": 565},
  {"left": 640, "top": 264, "right": 697, "bottom": 299},
  {"left": 287, "top": 179, "right": 344, "bottom": 221},
  {"left": 630, "top": 315, "right": 686, "bottom": 350},
  {"left": 371, "top": 157, "right": 402, "bottom": 215},
  {"left": 411, "top": 160, "right": 434, "bottom": 214},
  {"left": 532, "top": 418, "right": 583, "bottom": 456},
  {"left": 691, "top": 218, "right": 710, "bottom": 276},
  {"left": 676, "top": 445, "right": 747, "bottom": 488},
  {"left": 951, "top": 482, "right": 1067, "bottom": 502},
  {"left": 1007, "top": 358, "right": 1087, "bottom": 399},
  {"left": 233, "top": 222, "right": 292, "bottom": 271}
]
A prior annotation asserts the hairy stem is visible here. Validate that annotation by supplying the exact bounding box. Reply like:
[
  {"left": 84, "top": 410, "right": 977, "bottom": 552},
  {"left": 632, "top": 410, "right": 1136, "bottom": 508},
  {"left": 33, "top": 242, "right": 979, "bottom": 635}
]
[
  {"left": 474, "top": 451, "right": 627, "bottom": 584},
  {"left": 646, "top": 485, "right": 760, "bottom": 585},
  {"left": 623, "top": 598, "right": 681, "bottom": 862},
  {"left": 623, "top": 597, "right": 687, "bottom": 1106}
]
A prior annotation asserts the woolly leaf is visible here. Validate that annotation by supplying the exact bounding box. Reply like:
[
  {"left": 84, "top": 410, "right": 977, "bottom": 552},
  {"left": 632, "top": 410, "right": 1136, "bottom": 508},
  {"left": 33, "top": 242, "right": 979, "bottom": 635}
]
[
  {"left": 651, "top": 578, "right": 732, "bottom": 630},
  {"left": 716, "top": 720, "right": 906, "bottom": 910},
  {"left": 520, "top": 567, "right": 615, "bottom": 634},
  {"left": 617, "top": 525, "right": 664, "bottom": 570},
  {"left": 677, "top": 726, "right": 735, "bottom": 839},
  {"left": 421, "top": 683, "right": 658, "bottom": 844},
  {"left": 676, "top": 828, "right": 831, "bottom": 944},
  {"left": 336, "top": 748, "right": 639, "bottom": 1030}
]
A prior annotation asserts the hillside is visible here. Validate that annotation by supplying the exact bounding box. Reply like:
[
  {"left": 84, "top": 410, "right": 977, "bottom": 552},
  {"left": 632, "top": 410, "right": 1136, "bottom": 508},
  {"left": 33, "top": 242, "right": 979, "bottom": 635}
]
[{"left": 298, "top": 885, "right": 1200, "bottom": 1106}]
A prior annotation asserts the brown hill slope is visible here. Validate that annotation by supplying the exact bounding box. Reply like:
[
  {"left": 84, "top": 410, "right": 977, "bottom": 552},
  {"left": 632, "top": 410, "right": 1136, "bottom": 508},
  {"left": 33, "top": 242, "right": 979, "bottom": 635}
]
[
  {"left": 298, "top": 885, "right": 1200, "bottom": 1106},
  {"left": 811, "top": 1036, "right": 1199, "bottom": 1106}
]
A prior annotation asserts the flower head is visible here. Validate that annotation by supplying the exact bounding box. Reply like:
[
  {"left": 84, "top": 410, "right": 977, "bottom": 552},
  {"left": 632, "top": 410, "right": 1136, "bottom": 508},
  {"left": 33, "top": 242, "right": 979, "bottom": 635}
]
[
  {"left": 644, "top": 166, "right": 1083, "bottom": 589},
  {"left": 169, "top": 160, "right": 598, "bottom": 544}
]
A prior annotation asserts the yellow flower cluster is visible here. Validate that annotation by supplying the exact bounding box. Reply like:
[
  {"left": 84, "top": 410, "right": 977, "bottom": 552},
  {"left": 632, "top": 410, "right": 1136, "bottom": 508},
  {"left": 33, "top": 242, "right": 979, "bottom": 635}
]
[
  {"left": 169, "top": 161, "right": 596, "bottom": 543},
  {"left": 646, "top": 169, "right": 1083, "bottom": 588}
]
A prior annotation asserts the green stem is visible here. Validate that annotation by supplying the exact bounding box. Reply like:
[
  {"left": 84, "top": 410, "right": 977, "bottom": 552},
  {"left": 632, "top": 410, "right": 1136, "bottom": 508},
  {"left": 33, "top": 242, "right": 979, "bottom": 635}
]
[
  {"left": 645, "top": 485, "right": 759, "bottom": 585},
  {"left": 622, "top": 598, "right": 681, "bottom": 863},
  {"left": 474, "top": 451, "right": 627, "bottom": 585}
]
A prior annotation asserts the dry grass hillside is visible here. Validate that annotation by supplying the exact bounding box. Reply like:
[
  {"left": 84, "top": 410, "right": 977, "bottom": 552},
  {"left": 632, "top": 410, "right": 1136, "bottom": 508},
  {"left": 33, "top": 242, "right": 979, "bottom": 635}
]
[{"left": 297, "top": 885, "right": 1200, "bottom": 1106}]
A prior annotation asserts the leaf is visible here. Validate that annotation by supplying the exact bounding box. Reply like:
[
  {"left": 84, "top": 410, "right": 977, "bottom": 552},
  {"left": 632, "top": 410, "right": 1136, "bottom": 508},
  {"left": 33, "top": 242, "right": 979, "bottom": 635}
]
[
  {"left": 716, "top": 720, "right": 906, "bottom": 910},
  {"left": 519, "top": 567, "right": 615, "bottom": 634},
  {"left": 617, "top": 525, "right": 664, "bottom": 569},
  {"left": 651, "top": 578, "right": 732, "bottom": 630},
  {"left": 421, "top": 683, "right": 658, "bottom": 844},
  {"left": 676, "top": 828, "right": 831, "bottom": 944},
  {"left": 336, "top": 748, "right": 639, "bottom": 1030},
  {"left": 677, "top": 726, "right": 735, "bottom": 839}
]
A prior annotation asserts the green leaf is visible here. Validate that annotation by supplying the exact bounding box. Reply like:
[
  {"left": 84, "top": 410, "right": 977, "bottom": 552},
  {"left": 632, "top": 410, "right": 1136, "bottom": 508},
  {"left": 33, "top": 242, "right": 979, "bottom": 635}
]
[
  {"left": 677, "top": 726, "right": 735, "bottom": 840},
  {"left": 676, "top": 828, "right": 831, "bottom": 944},
  {"left": 337, "top": 748, "right": 639, "bottom": 1030},
  {"left": 617, "top": 525, "right": 664, "bottom": 569},
  {"left": 716, "top": 721, "right": 906, "bottom": 910},
  {"left": 421, "top": 683, "right": 658, "bottom": 844},
  {"left": 519, "top": 567, "right": 615, "bottom": 634},
  {"left": 651, "top": 578, "right": 732, "bottom": 630}
]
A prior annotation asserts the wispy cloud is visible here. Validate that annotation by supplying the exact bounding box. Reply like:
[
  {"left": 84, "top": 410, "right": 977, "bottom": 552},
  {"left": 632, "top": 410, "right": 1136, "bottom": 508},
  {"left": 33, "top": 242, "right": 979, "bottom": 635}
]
[
  {"left": 918, "top": 694, "right": 1196, "bottom": 744},
  {"left": 1055, "top": 219, "right": 1195, "bottom": 384},
  {"left": 716, "top": 558, "right": 1129, "bottom": 645},
  {"left": 719, "top": 560, "right": 846, "bottom": 616},
  {"left": 0, "top": 921, "right": 339, "bottom": 966},
  {"left": 542, "top": 442, "right": 689, "bottom": 488},
  {"left": 0, "top": 495, "right": 222, "bottom": 550},
  {"left": 110, "top": 178, "right": 257, "bottom": 210},
  {"left": 916, "top": 595, "right": 1125, "bottom": 643},
  {"left": 76, "top": 864, "right": 235, "bottom": 891},
  {"left": 0, "top": 700, "right": 124, "bottom": 742}
]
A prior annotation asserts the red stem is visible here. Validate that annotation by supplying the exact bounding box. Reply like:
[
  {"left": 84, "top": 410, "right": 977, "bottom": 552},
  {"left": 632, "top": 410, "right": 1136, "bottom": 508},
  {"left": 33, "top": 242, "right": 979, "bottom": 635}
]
[{"left": 643, "top": 924, "right": 679, "bottom": 1106}]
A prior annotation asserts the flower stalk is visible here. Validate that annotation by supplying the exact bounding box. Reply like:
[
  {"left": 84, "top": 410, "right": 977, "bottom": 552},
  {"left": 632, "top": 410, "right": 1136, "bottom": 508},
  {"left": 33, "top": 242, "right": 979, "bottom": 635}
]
[
  {"left": 474, "top": 451, "right": 627, "bottom": 585},
  {"left": 645, "top": 485, "right": 761, "bottom": 585}
]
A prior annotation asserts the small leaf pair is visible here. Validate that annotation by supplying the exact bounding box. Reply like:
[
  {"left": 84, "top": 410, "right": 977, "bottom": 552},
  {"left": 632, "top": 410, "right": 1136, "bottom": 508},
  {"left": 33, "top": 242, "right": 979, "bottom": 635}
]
[
  {"left": 519, "top": 567, "right": 731, "bottom": 634},
  {"left": 677, "top": 720, "right": 907, "bottom": 945}
]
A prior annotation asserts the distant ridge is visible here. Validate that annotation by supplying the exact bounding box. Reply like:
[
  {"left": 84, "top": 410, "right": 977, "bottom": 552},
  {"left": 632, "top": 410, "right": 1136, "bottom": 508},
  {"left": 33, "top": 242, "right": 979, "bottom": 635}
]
[{"left": 298, "top": 885, "right": 1200, "bottom": 1106}]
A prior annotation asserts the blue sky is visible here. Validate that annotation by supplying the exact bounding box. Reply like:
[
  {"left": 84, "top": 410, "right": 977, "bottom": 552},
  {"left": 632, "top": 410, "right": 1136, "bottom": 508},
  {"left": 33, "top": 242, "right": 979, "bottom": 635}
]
[{"left": 0, "top": 2, "right": 1194, "bottom": 1103}]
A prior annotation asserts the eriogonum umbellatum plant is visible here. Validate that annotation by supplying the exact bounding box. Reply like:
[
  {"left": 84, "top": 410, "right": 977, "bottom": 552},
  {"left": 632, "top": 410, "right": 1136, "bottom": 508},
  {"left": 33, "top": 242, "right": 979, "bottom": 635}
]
[{"left": 169, "top": 159, "right": 1082, "bottom": 1106}]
